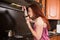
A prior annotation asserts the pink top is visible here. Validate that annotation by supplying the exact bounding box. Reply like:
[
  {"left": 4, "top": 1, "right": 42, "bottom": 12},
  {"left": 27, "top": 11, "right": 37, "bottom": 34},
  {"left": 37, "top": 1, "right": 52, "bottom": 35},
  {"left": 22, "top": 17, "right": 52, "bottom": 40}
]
[{"left": 33, "top": 24, "right": 50, "bottom": 40}]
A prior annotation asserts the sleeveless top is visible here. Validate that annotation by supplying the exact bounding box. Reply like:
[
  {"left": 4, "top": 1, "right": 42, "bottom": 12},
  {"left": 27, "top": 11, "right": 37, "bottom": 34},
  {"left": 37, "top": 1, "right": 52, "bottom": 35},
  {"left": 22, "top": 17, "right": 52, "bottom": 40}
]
[{"left": 33, "top": 24, "right": 50, "bottom": 40}]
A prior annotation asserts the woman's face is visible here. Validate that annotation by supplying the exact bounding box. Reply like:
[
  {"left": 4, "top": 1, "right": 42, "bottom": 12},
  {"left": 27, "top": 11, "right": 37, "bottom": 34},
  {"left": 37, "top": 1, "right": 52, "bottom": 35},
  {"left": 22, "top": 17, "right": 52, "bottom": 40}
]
[{"left": 28, "top": 7, "right": 34, "bottom": 18}]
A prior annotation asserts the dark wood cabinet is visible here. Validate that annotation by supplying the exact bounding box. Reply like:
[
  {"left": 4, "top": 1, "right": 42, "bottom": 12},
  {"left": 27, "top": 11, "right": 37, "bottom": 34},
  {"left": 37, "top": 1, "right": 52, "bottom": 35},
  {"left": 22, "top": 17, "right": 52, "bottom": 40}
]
[{"left": 50, "top": 35, "right": 60, "bottom": 40}]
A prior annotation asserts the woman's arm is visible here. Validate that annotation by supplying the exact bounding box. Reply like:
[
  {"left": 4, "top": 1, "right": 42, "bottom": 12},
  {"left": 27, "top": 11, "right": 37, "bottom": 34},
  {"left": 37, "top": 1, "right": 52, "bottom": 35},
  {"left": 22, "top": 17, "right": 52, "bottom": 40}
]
[
  {"left": 23, "top": 6, "right": 38, "bottom": 38},
  {"left": 26, "top": 17, "right": 44, "bottom": 40},
  {"left": 25, "top": 17, "right": 37, "bottom": 37},
  {"left": 34, "top": 17, "right": 44, "bottom": 40}
]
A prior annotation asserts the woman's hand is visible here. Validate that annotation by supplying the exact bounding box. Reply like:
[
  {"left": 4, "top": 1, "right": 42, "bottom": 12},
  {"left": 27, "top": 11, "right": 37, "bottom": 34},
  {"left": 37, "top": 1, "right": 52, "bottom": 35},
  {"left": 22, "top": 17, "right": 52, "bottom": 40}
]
[
  {"left": 25, "top": 17, "right": 30, "bottom": 24},
  {"left": 22, "top": 6, "right": 28, "bottom": 16},
  {"left": 22, "top": 6, "right": 30, "bottom": 24}
]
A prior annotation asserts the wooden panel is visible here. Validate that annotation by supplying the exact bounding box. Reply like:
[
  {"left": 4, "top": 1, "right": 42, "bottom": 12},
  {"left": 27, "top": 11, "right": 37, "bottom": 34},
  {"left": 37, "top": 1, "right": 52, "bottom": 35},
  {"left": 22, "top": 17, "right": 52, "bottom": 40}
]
[
  {"left": 50, "top": 35, "right": 60, "bottom": 40},
  {"left": 42, "top": 0, "right": 45, "bottom": 15},
  {"left": 50, "top": 35, "right": 57, "bottom": 40},
  {"left": 46, "top": 0, "right": 60, "bottom": 20},
  {"left": 59, "top": 0, "right": 60, "bottom": 20},
  {"left": 57, "top": 36, "right": 60, "bottom": 40}
]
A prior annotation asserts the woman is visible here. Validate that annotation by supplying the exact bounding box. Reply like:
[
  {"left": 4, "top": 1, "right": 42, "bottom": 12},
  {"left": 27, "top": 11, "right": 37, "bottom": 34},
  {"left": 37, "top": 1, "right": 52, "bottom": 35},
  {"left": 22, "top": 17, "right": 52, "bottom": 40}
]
[{"left": 23, "top": 2, "right": 50, "bottom": 40}]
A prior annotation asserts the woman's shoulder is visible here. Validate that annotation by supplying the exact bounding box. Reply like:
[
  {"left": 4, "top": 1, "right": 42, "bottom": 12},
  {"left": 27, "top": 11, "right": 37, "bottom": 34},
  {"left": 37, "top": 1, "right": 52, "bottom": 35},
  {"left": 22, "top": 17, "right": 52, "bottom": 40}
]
[
  {"left": 35, "top": 17, "right": 47, "bottom": 28},
  {"left": 36, "top": 17, "right": 43, "bottom": 22}
]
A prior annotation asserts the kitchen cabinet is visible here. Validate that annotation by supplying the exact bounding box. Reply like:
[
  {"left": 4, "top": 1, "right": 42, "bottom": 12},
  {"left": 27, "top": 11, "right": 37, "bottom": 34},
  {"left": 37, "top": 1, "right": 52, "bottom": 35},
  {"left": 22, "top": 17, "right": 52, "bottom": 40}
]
[
  {"left": 50, "top": 35, "right": 60, "bottom": 40},
  {"left": 46, "top": 0, "right": 60, "bottom": 20}
]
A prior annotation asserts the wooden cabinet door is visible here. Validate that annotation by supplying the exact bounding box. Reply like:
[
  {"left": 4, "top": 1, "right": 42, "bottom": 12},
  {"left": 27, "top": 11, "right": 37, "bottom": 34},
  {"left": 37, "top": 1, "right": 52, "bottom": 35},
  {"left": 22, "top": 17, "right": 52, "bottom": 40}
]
[{"left": 46, "top": 0, "right": 60, "bottom": 20}]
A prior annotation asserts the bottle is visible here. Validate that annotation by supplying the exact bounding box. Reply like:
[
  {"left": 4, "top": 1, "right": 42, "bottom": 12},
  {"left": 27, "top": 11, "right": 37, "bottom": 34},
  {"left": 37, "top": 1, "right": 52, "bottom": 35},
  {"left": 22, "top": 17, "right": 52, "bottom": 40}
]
[{"left": 8, "top": 30, "right": 12, "bottom": 37}]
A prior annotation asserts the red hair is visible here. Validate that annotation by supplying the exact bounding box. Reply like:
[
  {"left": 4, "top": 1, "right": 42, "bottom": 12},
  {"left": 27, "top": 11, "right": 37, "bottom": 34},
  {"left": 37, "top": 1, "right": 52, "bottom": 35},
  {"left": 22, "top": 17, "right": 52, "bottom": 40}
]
[{"left": 28, "top": 3, "right": 50, "bottom": 30}]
